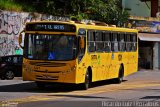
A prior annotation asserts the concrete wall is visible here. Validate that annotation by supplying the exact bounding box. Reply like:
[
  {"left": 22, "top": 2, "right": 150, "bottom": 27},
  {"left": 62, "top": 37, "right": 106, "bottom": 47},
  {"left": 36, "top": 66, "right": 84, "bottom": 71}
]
[
  {"left": 122, "top": 0, "right": 151, "bottom": 17},
  {"left": 153, "top": 42, "right": 160, "bottom": 70},
  {"left": 0, "top": 10, "right": 69, "bottom": 56}
]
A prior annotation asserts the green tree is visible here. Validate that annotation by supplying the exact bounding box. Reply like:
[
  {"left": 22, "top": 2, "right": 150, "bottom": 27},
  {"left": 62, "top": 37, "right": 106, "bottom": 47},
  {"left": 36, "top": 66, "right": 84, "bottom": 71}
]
[
  {"left": 1, "top": 0, "right": 129, "bottom": 26},
  {"left": 68, "top": 0, "right": 129, "bottom": 26}
]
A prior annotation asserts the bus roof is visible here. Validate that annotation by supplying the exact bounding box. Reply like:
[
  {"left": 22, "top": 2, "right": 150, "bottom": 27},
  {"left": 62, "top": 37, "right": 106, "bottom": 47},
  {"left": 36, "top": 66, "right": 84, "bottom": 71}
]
[{"left": 25, "top": 20, "right": 138, "bottom": 33}]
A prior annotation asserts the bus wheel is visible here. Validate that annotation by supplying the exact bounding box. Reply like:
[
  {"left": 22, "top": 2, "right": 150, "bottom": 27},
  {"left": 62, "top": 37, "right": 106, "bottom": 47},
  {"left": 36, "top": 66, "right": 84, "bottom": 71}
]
[
  {"left": 82, "top": 70, "right": 90, "bottom": 90},
  {"left": 36, "top": 82, "right": 46, "bottom": 89},
  {"left": 115, "top": 65, "right": 124, "bottom": 84}
]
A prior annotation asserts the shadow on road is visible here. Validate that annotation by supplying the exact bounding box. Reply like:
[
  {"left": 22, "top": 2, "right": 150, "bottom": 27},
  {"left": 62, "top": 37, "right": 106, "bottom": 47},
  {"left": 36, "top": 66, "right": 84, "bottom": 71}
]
[
  {"left": 48, "top": 94, "right": 113, "bottom": 100},
  {"left": 90, "top": 79, "right": 127, "bottom": 88},
  {"left": 140, "top": 96, "right": 160, "bottom": 100},
  {"left": 0, "top": 79, "right": 128, "bottom": 93}
]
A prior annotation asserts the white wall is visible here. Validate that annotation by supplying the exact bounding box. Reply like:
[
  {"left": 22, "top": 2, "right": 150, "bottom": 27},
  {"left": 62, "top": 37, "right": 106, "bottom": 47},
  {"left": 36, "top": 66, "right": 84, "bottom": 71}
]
[{"left": 122, "top": 0, "right": 151, "bottom": 17}]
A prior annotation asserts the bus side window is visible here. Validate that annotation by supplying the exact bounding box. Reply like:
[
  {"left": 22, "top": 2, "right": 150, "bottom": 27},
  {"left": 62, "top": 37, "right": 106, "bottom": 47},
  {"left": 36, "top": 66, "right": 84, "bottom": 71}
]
[
  {"left": 95, "top": 31, "right": 103, "bottom": 52},
  {"left": 131, "top": 33, "right": 137, "bottom": 51},
  {"left": 111, "top": 32, "right": 118, "bottom": 52},
  {"left": 103, "top": 32, "right": 111, "bottom": 52},
  {"left": 118, "top": 33, "right": 125, "bottom": 52},
  {"left": 87, "top": 30, "right": 95, "bottom": 52},
  {"left": 126, "top": 33, "right": 131, "bottom": 52}
]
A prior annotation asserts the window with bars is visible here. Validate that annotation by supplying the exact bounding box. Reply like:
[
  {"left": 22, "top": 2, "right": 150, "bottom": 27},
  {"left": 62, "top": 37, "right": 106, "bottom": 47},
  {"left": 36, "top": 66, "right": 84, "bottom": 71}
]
[{"left": 87, "top": 30, "right": 137, "bottom": 53}]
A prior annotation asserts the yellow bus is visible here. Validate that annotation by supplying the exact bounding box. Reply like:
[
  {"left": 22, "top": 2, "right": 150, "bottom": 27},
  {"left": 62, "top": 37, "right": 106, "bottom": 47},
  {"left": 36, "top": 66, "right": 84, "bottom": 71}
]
[{"left": 19, "top": 21, "right": 138, "bottom": 90}]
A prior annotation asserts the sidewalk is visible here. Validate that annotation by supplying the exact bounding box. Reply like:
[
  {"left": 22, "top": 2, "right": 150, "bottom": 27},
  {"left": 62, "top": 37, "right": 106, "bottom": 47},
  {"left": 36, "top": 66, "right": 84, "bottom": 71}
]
[
  {"left": 14, "top": 77, "right": 22, "bottom": 80},
  {"left": 138, "top": 68, "right": 160, "bottom": 72}
]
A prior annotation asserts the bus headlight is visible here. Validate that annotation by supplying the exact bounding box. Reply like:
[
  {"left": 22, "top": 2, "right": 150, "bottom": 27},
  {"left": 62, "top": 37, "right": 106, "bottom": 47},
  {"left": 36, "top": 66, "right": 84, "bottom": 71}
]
[
  {"left": 70, "top": 66, "right": 76, "bottom": 72},
  {"left": 62, "top": 66, "right": 76, "bottom": 74}
]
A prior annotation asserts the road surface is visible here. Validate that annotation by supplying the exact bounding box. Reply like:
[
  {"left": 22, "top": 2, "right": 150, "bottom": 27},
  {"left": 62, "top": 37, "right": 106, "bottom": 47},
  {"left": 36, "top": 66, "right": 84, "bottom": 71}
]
[{"left": 0, "top": 69, "right": 160, "bottom": 107}]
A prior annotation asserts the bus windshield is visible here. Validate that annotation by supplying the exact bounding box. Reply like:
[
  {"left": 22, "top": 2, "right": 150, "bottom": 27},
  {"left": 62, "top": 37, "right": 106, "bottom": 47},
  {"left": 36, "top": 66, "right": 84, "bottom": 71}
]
[{"left": 24, "top": 34, "right": 78, "bottom": 61}]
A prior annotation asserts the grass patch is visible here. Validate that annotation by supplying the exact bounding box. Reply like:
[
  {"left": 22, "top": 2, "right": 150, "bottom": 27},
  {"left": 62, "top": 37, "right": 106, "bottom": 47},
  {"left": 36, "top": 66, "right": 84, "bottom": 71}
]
[
  {"left": 0, "top": 0, "right": 34, "bottom": 12},
  {"left": 0, "top": 0, "right": 23, "bottom": 11}
]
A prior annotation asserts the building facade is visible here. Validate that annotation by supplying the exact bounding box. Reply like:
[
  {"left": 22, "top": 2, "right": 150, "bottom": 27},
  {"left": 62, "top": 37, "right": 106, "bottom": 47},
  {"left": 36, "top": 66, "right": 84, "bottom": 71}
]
[{"left": 123, "top": 0, "right": 160, "bottom": 70}]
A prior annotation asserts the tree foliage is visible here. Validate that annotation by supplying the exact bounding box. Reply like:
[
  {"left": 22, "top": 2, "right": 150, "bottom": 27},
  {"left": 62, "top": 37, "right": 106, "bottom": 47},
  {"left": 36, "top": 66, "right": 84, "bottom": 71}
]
[
  {"left": 3, "top": 0, "right": 129, "bottom": 26},
  {"left": 70, "top": 0, "right": 130, "bottom": 26},
  {"left": 56, "top": 0, "right": 129, "bottom": 26}
]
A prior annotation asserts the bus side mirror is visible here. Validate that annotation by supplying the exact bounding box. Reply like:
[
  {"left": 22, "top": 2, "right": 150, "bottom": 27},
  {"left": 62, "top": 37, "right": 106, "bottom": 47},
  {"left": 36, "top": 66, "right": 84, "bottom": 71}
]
[
  {"left": 19, "top": 30, "right": 24, "bottom": 49},
  {"left": 79, "top": 37, "right": 85, "bottom": 49}
]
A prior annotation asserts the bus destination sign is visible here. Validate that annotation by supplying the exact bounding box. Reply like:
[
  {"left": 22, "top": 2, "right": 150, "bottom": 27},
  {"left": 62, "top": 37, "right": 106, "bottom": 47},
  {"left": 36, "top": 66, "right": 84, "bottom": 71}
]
[{"left": 26, "top": 23, "right": 76, "bottom": 32}]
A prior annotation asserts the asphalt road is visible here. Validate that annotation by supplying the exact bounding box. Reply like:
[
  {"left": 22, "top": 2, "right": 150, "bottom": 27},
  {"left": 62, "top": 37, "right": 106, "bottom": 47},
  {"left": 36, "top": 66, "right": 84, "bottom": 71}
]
[{"left": 0, "top": 69, "right": 160, "bottom": 107}]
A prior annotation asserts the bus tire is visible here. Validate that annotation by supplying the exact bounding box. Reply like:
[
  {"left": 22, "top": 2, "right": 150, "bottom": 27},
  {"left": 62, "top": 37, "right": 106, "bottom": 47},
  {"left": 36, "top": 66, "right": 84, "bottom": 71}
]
[
  {"left": 115, "top": 65, "right": 124, "bottom": 84},
  {"left": 82, "top": 70, "right": 90, "bottom": 90},
  {"left": 36, "top": 82, "right": 46, "bottom": 89}
]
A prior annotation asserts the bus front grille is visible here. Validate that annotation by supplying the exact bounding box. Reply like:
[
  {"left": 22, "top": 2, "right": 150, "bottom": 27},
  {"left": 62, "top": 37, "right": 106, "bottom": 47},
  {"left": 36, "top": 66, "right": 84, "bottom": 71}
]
[
  {"left": 36, "top": 75, "right": 59, "bottom": 80},
  {"left": 29, "top": 62, "right": 66, "bottom": 67},
  {"left": 34, "top": 70, "right": 61, "bottom": 73}
]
